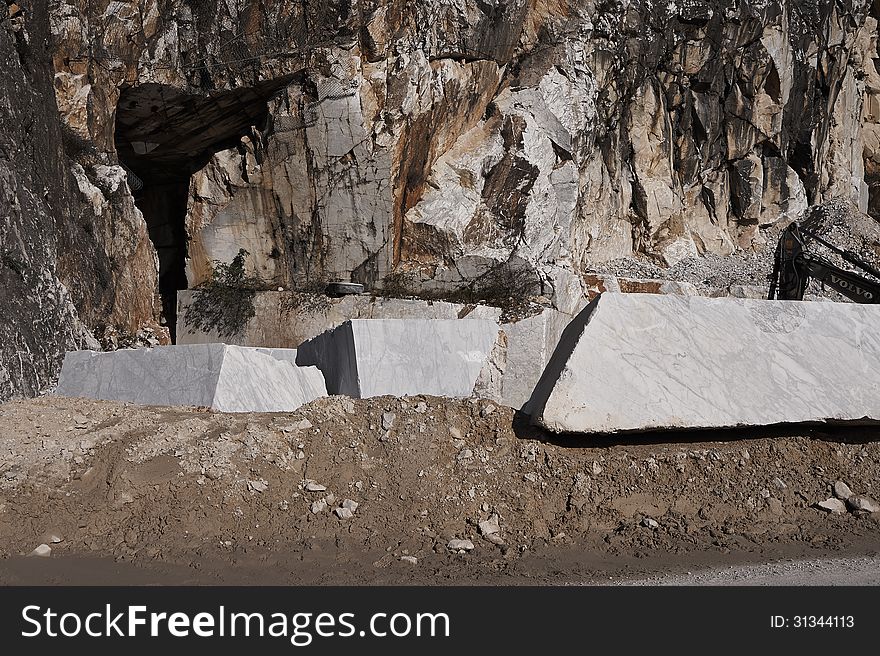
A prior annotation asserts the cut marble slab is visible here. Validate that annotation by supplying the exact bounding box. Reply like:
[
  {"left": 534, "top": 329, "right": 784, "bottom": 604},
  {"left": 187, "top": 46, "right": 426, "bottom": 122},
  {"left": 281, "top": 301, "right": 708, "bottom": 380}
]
[
  {"left": 178, "top": 291, "right": 575, "bottom": 409},
  {"left": 295, "top": 319, "right": 501, "bottom": 398},
  {"left": 528, "top": 292, "right": 880, "bottom": 434},
  {"left": 55, "top": 344, "right": 326, "bottom": 412}
]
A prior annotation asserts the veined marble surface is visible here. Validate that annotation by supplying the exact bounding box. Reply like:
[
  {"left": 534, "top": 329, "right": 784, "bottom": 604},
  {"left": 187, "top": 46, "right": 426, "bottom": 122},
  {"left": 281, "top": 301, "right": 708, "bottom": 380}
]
[
  {"left": 528, "top": 293, "right": 880, "bottom": 434},
  {"left": 296, "top": 319, "right": 501, "bottom": 398},
  {"left": 55, "top": 344, "right": 326, "bottom": 412}
]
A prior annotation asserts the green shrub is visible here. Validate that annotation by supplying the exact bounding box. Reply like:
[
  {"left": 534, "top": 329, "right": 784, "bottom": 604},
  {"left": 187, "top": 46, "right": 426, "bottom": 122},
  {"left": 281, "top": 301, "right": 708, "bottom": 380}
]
[{"left": 183, "top": 249, "right": 260, "bottom": 338}]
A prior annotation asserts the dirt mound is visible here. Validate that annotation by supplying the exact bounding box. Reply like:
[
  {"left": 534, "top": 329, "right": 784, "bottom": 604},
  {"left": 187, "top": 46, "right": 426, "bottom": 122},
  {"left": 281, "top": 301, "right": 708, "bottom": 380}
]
[{"left": 0, "top": 396, "right": 878, "bottom": 584}]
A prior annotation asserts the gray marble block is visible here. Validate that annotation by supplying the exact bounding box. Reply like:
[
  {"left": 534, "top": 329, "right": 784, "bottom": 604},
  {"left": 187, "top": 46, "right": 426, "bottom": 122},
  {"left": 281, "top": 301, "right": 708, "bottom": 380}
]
[
  {"left": 296, "top": 319, "right": 501, "bottom": 398},
  {"left": 528, "top": 293, "right": 880, "bottom": 434},
  {"left": 55, "top": 344, "right": 327, "bottom": 412}
]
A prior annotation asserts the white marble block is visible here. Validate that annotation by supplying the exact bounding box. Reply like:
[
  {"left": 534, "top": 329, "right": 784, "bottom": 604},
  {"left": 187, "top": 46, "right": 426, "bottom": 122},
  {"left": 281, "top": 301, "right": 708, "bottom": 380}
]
[
  {"left": 528, "top": 293, "right": 880, "bottom": 433},
  {"left": 56, "top": 344, "right": 327, "bottom": 412},
  {"left": 295, "top": 319, "right": 501, "bottom": 398}
]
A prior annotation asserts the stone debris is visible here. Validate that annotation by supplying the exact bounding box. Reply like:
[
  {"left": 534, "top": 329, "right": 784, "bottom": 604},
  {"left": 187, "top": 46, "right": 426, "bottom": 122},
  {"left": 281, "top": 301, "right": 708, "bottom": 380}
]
[
  {"left": 414, "top": 402, "right": 428, "bottom": 414},
  {"left": 341, "top": 499, "right": 359, "bottom": 513},
  {"left": 484, "top": 533, "right": 505, "bottom": 546},
  {"left": 480, "top": 404, "right": 496, "bottom": 418},
  {"left": 310, "top": 499, "right": 328, "bottom": 514},
  {"left": 335, "top": 507, "right": 354, "bottom": 520},
  {"left": 457, "top": 449, "right": 473, "bottom": 461},
  {"left": 304, "top": 481, "right": 327, "bottom": 492},
  {"left": 642, "top": 518, "right": 659, "bottom": 529},
  {"left": 382, "top": 412, "right": 396, "bottom": 430},
  {"left": 846, "top": 496, "right": 880, "bottom": 514},
  {"left": 247, "top": 479, "right": 268, "bottom": 493},
  {"left": 30, "top": 544, "right": 51, "bottom": 557},
  {"left": 833, "top": 481, "right": 854, "bottom": 500},
  {"left": 400, "top": 555, "right": 419, "bottom": 565},
  {"left": 282, "top": 419, "right": 313, "bottom": 433},
  {"left": 816, "top": 498, "right": 848, "bottom": 515},
  {"left": 772, "top": 477, "right": 787, "bottom": 490},
  {"left": 447, "top": 539, "right": 474, "bottom": 552},
  {"left": 478, "top": 514, "right": 501, "bottom": 536},
  {"left": 56, "top": 345, "right": 327, "bottom": 413},
  {"left": 529, "top": 293, "right": 880, "bottom": 433}
]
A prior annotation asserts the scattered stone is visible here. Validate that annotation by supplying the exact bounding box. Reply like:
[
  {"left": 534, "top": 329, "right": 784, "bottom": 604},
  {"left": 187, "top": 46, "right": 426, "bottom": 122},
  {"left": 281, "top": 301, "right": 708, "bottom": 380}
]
[
  {"left": 816, "top": 498, "right": 847, "bottom": 515},
  {"left": 113, "top": 492, "right": 134, "bottom": 508},
  {"left": 592, "top": 461, "right": 603, "bottom": 475},
  {"left": 484, "top": 533, "right": 505, "bottom": 546},
  {"left": 342, "top": 399, "right": 356, "bottom": 414},
  {"left": 324, "top": 493, "right": 337, "bottom": 506},
  {"left": 772, "top": 477, "right": 787, "bottom": 490},
  {"left": 480, "top": 404, "right": 496, "bottom": 418},
  {"left": 833, "top": 481, "right": 854, "bottom": 500},
  {"left": 283, "top": 419, "right": 313, "bottom": 432},
  {"left": 457, "top": 449, "right": 473, "bottom": 461},
  {"left": 760, "top": 488, "right": 771, "bottom": 499},
  {"left": 642, "top": 517, "right": 659, "bottom": 529},
  {"left": 414, "top": 402, "right": 428, "bottom": 414},
  {"left": 478, "top": 514, "right": 500, "bottom": 536},
  {"left": 447, "top": 539, "right": 474, "bottom": 552},
  {"left": 247, "top": 479, "right": 268, "bottom": 493},
  {"left": 766, "top": 498, "right": 783, "bottom": 515},
  {"left": 341, "top": 499, "right": 359, "bottom": 513},
  {"left": 310, "top": 499, "right": 328, "bottom": 514},
  {"left": 400, "top": 555, "right": 418, "bottom": 565},
  {"left": 304, "top": 481, "right": 327, "bottom": 492},
  {"left": 382, "top": 412, "right": 396, "bottom": 430},
  {"left": 30, "top": 544, "right": 51, "bottom": 557},
  {"left": 524, "top": 473, "right": 538, "bottom": 482},
  {"left": 846, "top": 496, "right": 880, "bottom": 513},
  {"left": 41, "top": 532, "right": 63, "bottom": 544},
  {"left": 449, "top": 427, "right": 463, "bottom": 440},
  {"left": 335, "top": 507, "right": 354, "bottom": 520}
]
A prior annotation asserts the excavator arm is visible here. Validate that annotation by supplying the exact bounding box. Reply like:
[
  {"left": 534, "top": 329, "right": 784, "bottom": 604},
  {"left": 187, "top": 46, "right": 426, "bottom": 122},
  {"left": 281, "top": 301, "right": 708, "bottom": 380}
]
[{"left": 768, "top": 223, "right": 880, "bottom": 303}]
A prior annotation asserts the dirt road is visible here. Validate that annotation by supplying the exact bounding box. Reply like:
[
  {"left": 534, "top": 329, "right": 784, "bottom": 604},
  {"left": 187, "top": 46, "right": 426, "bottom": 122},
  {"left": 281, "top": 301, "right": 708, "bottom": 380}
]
[{"left": 1, "top": 396, "right": 878, "bottom": 585}]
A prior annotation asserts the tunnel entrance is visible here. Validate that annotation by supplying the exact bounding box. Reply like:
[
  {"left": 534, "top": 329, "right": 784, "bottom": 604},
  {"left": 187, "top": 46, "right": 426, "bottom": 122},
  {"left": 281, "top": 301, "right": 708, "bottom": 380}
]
[{"left": 114, "top": 77, "right": 295, "bottom": 341}]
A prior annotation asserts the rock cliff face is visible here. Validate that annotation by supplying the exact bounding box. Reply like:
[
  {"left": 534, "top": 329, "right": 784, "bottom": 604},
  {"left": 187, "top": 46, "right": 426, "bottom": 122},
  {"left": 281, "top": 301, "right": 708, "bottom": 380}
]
[
  {"left": 1, "top": 0, "right": 164, "bottom": 401},
  {"left": 2, "top": 0, "right": 880, "bottom": 398}
]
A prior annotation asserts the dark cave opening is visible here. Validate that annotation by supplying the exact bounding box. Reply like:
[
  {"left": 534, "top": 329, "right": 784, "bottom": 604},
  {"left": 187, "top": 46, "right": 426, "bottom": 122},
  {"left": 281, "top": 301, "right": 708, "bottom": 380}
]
[{"left": 114, "top": 77, "right": 295, "bottom": 341}]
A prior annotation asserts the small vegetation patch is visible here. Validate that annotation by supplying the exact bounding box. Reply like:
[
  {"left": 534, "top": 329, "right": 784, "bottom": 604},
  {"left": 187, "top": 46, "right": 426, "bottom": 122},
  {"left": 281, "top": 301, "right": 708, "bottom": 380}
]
[{"left": 183, "top": 249, "right": 260, "bottom": 338}]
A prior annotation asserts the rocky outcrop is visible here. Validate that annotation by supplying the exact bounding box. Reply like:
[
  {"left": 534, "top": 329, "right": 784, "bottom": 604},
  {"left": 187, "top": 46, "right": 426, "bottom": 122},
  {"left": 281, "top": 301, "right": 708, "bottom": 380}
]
[
  {"left": 4, "top": 0, "right": 880, "bottom": 398},
  {"left": 0, "top": 0, "right": 163, "bottom": 401},
  {"left": 41, "top": 1, "right": 880, "bottom": 320}
]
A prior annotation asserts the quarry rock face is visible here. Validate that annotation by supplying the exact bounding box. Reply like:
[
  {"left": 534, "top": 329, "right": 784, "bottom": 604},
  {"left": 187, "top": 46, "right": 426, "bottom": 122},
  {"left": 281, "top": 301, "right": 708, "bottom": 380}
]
[
  {"left": 0, "top": 0, "right": 162, "bottom": 402},
  {"left": 5, "top": 1, "right": 880, "bottom": 400},
  {"left": 56, "top": 345, "right": 327, "bottom": 412},
  {"left": 295, "top": 319, "right": 501, "bottom": 399},
  {"left": 47, "top": 2, "right": 880, "bottom": 297},
  {"left": 528, "top": 293, "right": 880, "bottom": 434}
]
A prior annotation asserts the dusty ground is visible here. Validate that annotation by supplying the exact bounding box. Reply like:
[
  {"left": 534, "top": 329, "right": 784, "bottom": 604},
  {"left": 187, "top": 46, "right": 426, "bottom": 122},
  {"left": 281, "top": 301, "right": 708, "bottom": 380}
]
[{"left": 0, "top": 395, "right": 878, "bottom": 585}]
